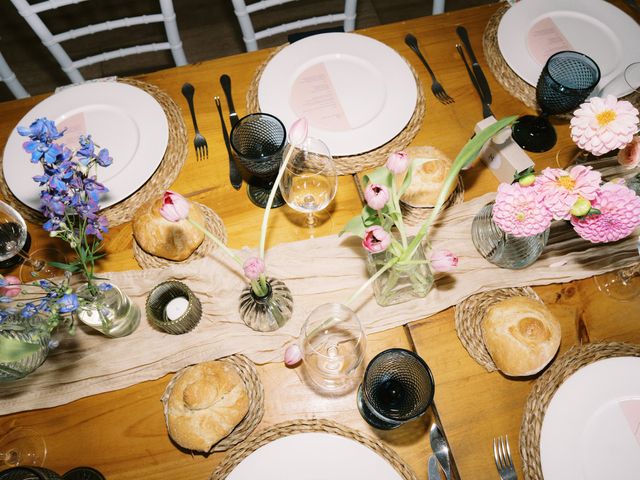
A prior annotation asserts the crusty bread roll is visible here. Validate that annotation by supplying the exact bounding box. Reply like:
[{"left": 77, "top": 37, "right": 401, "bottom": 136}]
[
  {"left": 482, "top": 296, "right": 561, "bottom": 377},
  {"left": 132, "top": 197, "right": 205, "bottom": 261},
  {"left": 400, "top": 146, "right": 458, "bottom": 207},
  {"left": 165, "top": 361, "right": 249, "bottom": 451}
]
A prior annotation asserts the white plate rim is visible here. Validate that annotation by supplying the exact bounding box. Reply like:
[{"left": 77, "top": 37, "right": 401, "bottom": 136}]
[
  {"left": 497, "top": 0, "right": 640, "bottom": 96},
  {"left": 257, "top": 32, "right": 417, "bottom": 157},
  {"left": 2, "top": 81, "right": 169, "bottom": 211}
]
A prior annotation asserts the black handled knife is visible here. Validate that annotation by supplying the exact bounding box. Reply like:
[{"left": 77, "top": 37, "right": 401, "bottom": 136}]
[
  {"left": 214, "top": 96, "right": 242, "bottom": 190},
  {"left": 456, "top": 44, "right": 493, "bottom": 119},
  {"left": 456, "top": 26, "right": 492, "bottom": 106},
  {"left": 220, "top": 74, "right": 239, "bottom": 127}
]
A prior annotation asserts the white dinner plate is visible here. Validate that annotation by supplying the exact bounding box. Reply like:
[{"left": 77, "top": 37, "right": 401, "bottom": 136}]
[
  {"left": 540, "top": 357, "right": 640, "bottom": 480},
  {"left": 497, "top": 0, "right": 640, "bottom": 97},
  {"left": 258, "top": 32, "right": 417, "bottom": 157},
  {"left": 2, "top": 82, "right": 168, "bottom": 211},
  {"left": 226, "top": 432, "right": 405, "bottom": 480}
]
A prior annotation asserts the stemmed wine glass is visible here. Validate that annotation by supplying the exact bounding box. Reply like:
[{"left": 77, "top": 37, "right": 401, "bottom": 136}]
[
  {"left": 594, "top": 264, "right": 640, "bottom": 301},
  {"left": 279, "top": 137, "right": 337, "bottom": 238},
  {"left": 0, "top": 427, "right": 47, "bottom": 468},
  {"left": 512, "top": 51, "right": 601, "bottom": 153}
]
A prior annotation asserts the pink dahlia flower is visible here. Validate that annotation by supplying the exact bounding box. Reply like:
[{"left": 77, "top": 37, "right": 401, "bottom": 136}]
[
  {"left": 535, "top": 165, "right": 602, "bottom": 220},
  {"left": 492, "top": 182, "right": 553, "bottom": 237},
  {"left": 571, "top": 182, "right": 640, "bottom": 243},
  {"left": 570, "top": 95, "right": 639, "bottom": 156}
]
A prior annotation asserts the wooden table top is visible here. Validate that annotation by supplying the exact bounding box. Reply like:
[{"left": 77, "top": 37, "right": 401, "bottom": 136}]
[{"left": 1, "top": 1, "right": 639, "bottom": 479}]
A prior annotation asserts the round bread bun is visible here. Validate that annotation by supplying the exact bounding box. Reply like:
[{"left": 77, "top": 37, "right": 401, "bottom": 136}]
[
  {"left": 482, "top": 296, "right": 561, "bottom": 377},
  {"left": 400, "top": 146, "right": 458, "bottom": 207},
  {"left": 165, "top": 361, "right": 249, "bottom": 451},
  {"left": 132, "top": 197, "right": 205, "bottom": 261}
]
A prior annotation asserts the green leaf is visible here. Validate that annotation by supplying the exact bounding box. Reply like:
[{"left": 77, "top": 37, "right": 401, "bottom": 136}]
[
  {"left": 0, "top": 336, "right": 41, "bottom": 362},
  {"left": 397, "top": 157, "right": 429, "bottom": 198},
  {"left": 458, "top": 116, "right": 518, "bottom": 169},
  {"left": 46, "top": 261, "right": 80, "bottom": 272},
  {"left": 363, "top": 166, "right": 393, "bottom": 188},
  {"left": 339, "top": 215, "right": 367, "bottom": 238}
]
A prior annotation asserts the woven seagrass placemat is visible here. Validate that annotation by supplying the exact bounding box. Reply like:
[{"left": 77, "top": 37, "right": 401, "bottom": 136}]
[
  {"left": 210, "top": 418, "right": 419, "bottom": 480},
  {"left": 246, "top": 47, "right": 426, "bottom": 175},
  {"left": 400, "top": 176, "right": 465, "bottom": 227},
  {"left": 161, "top": 355, "right": 264, "bottom": 453},
  {"left": 520, "top": 342, "right": 640, "bottom": 480},
  {"left": 482, "top": 5, "right": 640, "bottom": 113},
  {"left": 132, "top": 202, "right": 227, "bottom": 269},
  {"left": 454, "top": 287, "right": 542, "bottom": 371},
  {"left": 0, "top": 78, "right": 187, "bottom": 228}
]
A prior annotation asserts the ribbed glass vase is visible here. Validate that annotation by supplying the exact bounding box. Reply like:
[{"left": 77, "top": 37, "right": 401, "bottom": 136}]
[
  {"left": 471, "top": 202, "right": 549, "bottom": 269},
  {"left": 0, "top": 327, "right": 50, "bottom": 381},
  {"left": 238, "top": 277, "right": 293, "bottom": 332}
]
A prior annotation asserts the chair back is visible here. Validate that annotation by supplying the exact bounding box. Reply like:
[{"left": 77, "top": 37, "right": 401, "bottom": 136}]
[
  {"left": 0, "top": 51, "right": 29, "bottom": 99},
  {"left": 230, "top": 0, "right": 358, "bottom": 52},
  {"left": 9, "top": 0, "right": 187, "bottom": 84}
]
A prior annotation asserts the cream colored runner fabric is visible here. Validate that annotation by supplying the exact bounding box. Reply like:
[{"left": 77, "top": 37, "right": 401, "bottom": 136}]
[{"left": 1, "top": 193, "right": 637, "bottom": 414}]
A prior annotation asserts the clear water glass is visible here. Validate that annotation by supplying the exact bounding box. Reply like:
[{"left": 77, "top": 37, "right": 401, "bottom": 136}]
[{"left": 0, "top": 201, "right": 27, "bottom": 262}]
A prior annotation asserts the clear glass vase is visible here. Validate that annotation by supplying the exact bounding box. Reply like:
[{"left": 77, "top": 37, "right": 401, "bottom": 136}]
[
  {"left": 0, "top": 325, "right": 50, "bottom": 381},
  {"left": 471, "top": 202, "right": 549, "bottom": 270},
  {"left": 74, "top": 283, "right": 140, "bottom": 338},
  {"left": 238, "top": 277, "right": 293, "bottom": 332},
  {"left": 366, "top": 236, "right": 434, "bottom": 307}
]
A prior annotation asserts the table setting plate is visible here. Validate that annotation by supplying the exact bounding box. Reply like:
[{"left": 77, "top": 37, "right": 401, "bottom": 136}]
[
  {"left": 258, "top": 32, "right": 418, "bottom": 157},
  {"left": 540, "top": 356, "right": 640, "bottom": 480},
  {"left": 2, "top": 81, "right": 169, "bottom": 212},
  {"left": 497, "top": 0, "right": 640, "bottom": 98}
]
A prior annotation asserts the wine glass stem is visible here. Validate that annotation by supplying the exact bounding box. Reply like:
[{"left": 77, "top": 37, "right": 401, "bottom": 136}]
[
  {"left": 0, "top": 449, "right": 20, "bottom": 466},
  {"left": 306, "top": 213, "right": 317, "bottom": 228}
]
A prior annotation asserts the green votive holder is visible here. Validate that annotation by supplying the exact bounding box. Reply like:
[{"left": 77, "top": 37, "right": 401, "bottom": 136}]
[{"left": 146, "top": 281, "right": 202, "bottom": 334}]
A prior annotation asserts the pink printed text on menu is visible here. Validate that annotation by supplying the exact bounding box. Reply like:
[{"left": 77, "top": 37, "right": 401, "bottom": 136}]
[{"left": 527, "top": 17, "right": 573, "bottom": 66}]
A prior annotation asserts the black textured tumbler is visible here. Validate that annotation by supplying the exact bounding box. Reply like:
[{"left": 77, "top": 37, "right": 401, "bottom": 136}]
[
  {"left": 357, "top": 348, "right": 435, "bottom": 430},
  {"left": 230, "top": 113, "right": 286, "bottom": 208}
]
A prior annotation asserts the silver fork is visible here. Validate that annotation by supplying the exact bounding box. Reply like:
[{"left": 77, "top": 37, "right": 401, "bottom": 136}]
[
  {"left": 493, "top": 435, "right": 517, "bottom": 480},
  {"left": 181, "top": 82, "right": 208, "bottom": 161},
  {"left": 404, "top": 33, "right": 454, "bottom": 105}
]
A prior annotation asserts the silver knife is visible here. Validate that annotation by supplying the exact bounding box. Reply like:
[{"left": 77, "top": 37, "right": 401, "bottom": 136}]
[
  {"left": 214, "top": 96, "right": 242, "bottom": 190},
  {"left": 220, "top": 74, "right": 239, "bottom": 127},
  {"left": 430, "top": 423, "right": 452, "bottom": 480},
  {"left": 456, "top": 26, "right": 492, "bottom": 106},
  {"left": 456, "top": 44, "right": 493, "bottom": 119},
  {"left": 428, "top": 454, "right": 442, "bottom": 480}
]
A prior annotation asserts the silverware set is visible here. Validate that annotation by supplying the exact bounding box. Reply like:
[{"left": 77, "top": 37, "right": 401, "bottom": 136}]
[{"left": 181, "top": 82, "right": 208, "bottom": 161}]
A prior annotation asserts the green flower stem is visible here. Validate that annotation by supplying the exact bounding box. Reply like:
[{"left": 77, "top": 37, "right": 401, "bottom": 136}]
[
  {"left": 390, "top": 177, "right": 408, "bottom": 248},
  {"left": 187, "top": 218, "right": 244, "bottom": 267},
  {"left": 345, "top": 256, "right": 399, "bottom": 308}
]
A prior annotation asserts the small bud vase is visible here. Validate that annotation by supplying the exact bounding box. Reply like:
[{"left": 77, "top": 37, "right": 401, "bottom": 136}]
[
  {"left": 366, "top": 236, "right": 434, "bottom": 307},
  {"left": 238, "top": 277, "right": 293, "bottom": 332},
  {"left": 471, "top": 202, "right": 549, "bottom": 269},
  {"left": 75, "top": 283, "right": 141, "bottom": 338},
  {"left": 0, "top": 319, "right": 50, "bottom": 381}
]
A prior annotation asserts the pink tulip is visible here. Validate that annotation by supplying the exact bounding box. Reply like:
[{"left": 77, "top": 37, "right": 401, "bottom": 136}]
[
  {"left": 243, "top": 256, "right": 265, "bottom": 281},
  {"left": 0, "top": 275, "right": 21, "bottom": 297},
  {"left": 386, "top": 151, "right": 410, "bottom": 174},
  {"left": 430, "top": 249, "right": 458, "bottom": 272},
  {"left": 362, "top": 225, "right": 391, "bottom": 253},
  {"left": 364, "top": 183, "right": 390, "bottom": 211},
  {"left": 159, "top": 190, "right": 190, "bottom": 222},
  {"left": 618, "top": 136, "right": 640, "bottom": 170},
  {"left": 284, "top": 344, "right": 303, "bottom": 367},
  {"left": 288, "top": 117, "right": 308, "bottom": 147}
]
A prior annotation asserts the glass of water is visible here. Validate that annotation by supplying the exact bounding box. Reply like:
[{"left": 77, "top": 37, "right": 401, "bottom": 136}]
[{"left": 279, "top": 137, "right": 337, "bottom": 238}]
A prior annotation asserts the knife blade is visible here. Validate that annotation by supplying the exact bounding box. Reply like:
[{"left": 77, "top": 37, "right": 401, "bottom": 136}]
[
  {"left": 456, "top": 43, "right": 493, "bottom": 119},
  {"left": 428, "top": 454, "right": 442, "bottom": 480},
  {"left": 456, "top": 26, "right": 492, "bottom": 106},
  {"left": 214, "top": 96, "right": 242, "bottom": 190},
  {"left": 430, "top": 423, "right": 452, "bottom": 480},
  {"left": 220, "top": 74, "right": 239, "bottom": 127}
]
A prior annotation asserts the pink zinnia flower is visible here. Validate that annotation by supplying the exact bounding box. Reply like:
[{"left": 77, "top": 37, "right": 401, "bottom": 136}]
[
  {"left": 386, "top": 151, "right": 410, "bottom": 174},
  {"left": 492, "top": 182, "right": 553, "bottom": 237},
  {"left": 364, "top": 183, "right": 389, "bottom": 211},
  {"left": 535, "top": 165, "right": 602, "bottom": 220},
  {"left": 430, "top": 249, "right": 458, "bottom": 272},
  {"left": 570, "top": 96, "right": 639, "bottom": 156},
  {"left": 243, "top": 256, "right": 265, "bottom": 280},
  {"left": 618, "top": 136, "right": 640, "bottom": 170},
  {"left": 159, "top": 190, "right": 190, "bottom": 222},
  {"left": 362, "top": 225, "right": 391, "bottom": 253},
  {"left": 571, "top": 182, "right": 640, "bottom": 243}
]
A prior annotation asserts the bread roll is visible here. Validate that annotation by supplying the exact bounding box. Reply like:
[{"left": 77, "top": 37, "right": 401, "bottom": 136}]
[
  {"left": 482, "top": 296, "right": 561, "bottom": 377},
  {"left": 132, "top": 197, "right": 205, "bottom": 261},
  {"left": 165, "top": 361, "right": 249, "bottom": 451},
  {"left": 400, "top": 146, "right": 458, "bottom": 207}
]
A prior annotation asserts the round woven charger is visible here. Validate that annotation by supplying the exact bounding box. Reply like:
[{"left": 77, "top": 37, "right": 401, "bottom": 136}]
[
  {"left": 400, "top": 176, "right": 465, "bottom": 227},
  {"left": 0, "top": 78, "right": 188, "bottom": 228},
  {"left": 132, "top": 201, "right": 227, "bottom": 269},
  {"left": 161, "top": 354, "right": 265, "bottom": 453},
  {"left": 520, "top": 341, "right": 640, "bottom": 480},
  {"left": 210, "top": 418, "right": 419, "bottom": 480},
  {"left": 454, "top": 287, "right": 542, "bottom": 372},
  {"left": 246, "top": 47, "right": 427, "bottom": 175},
  {"left": 483, "top": 5, "right": 640, "bottom": 114}
]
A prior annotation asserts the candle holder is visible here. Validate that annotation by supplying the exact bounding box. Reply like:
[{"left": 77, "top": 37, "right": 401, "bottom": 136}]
[{"left": 146, "top": 281, "right": 202, "bottom": 334}]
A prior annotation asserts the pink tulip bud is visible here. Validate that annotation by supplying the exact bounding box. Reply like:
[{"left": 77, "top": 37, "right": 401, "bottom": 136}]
[
  {"left": 0, "top": 275, "right": 21, "bottom": 297},
  {"left": 362, "top": 225, "right": 391, "bottom": 253},
  {"left": 618, "top": 136, "right": 640, "bottom": 170},
  {"left": 159, "top": 190, "right": 190, "bottom": 222},
  {"left": 243, "top": 256, "right": 265, "bottom": 281},
  {"left": 288, "top": 117, "right": 308, "bottom": 147},
  {"left": 364, "top": 183, "right": 390, "bottom": 211},
  {"left": 430, "top": 249, "right": 458, "bottom": 272},
  {"left": 284, "top": 344, "right": 303, "bottom": 367},
  {"left": 386, "top": 151, "right": 410, "bottom": 174}
]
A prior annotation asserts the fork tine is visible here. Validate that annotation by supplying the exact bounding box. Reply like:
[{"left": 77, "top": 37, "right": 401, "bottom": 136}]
[{"left": 504, "top": 435, "right": 514, "bottom": 468}]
